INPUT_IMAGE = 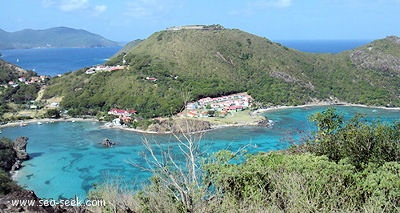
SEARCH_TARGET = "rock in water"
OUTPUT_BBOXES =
[13,136,29,160]
[257,117,274,127]
[101,138,116,147]
[11,160,22,171]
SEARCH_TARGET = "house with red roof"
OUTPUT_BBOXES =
[108,108,137,117]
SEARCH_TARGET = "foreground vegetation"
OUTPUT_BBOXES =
[0,138,22,196]
[89,109,400,212]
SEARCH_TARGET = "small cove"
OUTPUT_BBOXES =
[1,106,399,199]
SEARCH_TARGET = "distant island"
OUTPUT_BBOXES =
[0,27,119,49]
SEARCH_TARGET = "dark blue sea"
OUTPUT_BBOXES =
[278,40,372,53]
[0,46,121,76]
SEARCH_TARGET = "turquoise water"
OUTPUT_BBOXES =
[1,106,399,199]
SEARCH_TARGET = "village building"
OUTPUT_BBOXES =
[180,92,252,118]
[18,77,26,82]
[146,77,157,82]
[108,108,137,117]
[85,65,125,74]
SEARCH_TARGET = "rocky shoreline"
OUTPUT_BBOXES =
[0,136,30,173]
[0,136,92,212]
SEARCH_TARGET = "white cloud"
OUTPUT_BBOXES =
[94,5,107,14]
[59,0,89,12]
[123,0,183,18]
[42,0,55,8]
[41,0,107,15]
[253,0,293,9]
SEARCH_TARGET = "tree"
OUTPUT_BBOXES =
[133,122,208,212]
[45,109,60,119]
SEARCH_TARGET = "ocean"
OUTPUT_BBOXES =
[2,106,399,199]
[0,40,371,77]
[278,40,372,53]
[0,46,122,76]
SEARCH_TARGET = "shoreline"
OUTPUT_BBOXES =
[2,103,400,134]
[0,117,98,129]
[252,102,400,114]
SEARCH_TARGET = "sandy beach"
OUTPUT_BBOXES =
[0,117,98,129]
[252,101,400,115]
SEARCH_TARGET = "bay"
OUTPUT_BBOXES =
[0,47,121,76]
[1,106,399,200]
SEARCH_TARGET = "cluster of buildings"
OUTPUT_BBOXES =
[85,65,125,74]
[179,93,252,118]
[2,75,49,88]
[108,108,137,123]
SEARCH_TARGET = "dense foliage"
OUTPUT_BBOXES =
[0,59,40,119]
[204,152,399,212]
[0,169,21,196]
[1,84,40,104]
[0,138,15,171]
[44,29,400,118]
[307,108,400,169]
[0,59,37,84]
[0,137,21,196]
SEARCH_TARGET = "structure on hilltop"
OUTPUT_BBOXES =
[167,24,224,31]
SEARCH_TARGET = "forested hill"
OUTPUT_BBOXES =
[0,59,36,84]
[0,27,118,49]
[43,25,400,118]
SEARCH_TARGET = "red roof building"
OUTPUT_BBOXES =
[108,108,137,117]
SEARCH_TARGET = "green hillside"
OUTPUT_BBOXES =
[0,60,40,119]
[43,26,400,118]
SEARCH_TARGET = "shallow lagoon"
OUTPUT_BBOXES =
[1,106,399,199]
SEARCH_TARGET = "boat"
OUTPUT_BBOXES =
[37,122,42,125]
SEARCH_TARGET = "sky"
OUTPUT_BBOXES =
[1,0,399,42]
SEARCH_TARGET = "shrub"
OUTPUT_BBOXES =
[308,108,400,169]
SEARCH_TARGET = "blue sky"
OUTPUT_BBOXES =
[1,0,399,42]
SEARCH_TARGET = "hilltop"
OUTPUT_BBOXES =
[42,25,400,118]
[0,27,118,49]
